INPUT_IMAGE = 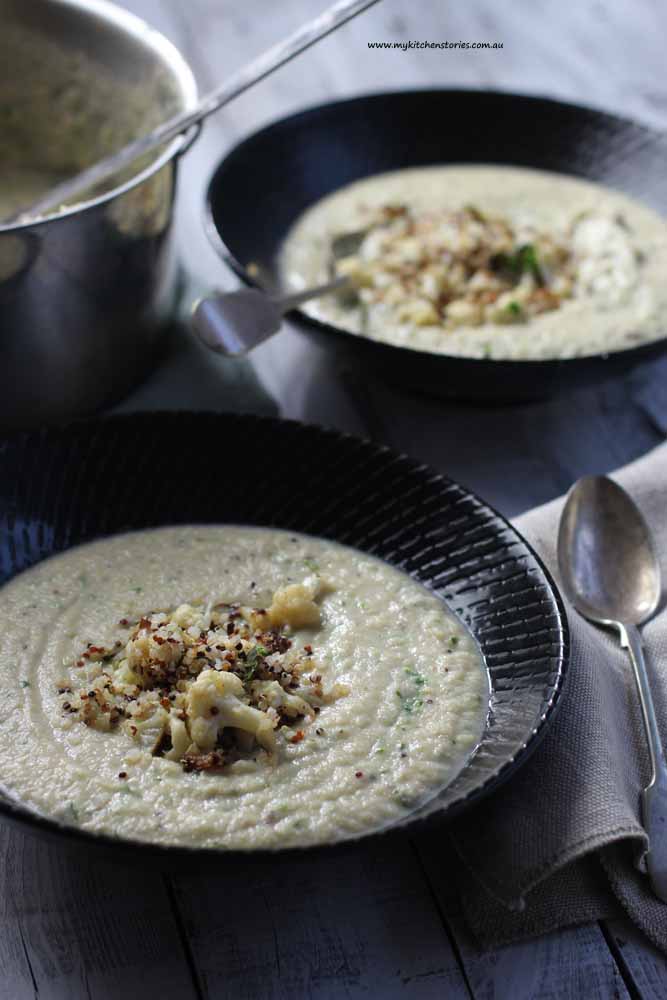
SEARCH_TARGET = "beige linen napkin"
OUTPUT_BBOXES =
[448,440,667,953]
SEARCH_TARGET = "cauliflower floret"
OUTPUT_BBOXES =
[444,298,483,326]
[266,579,322,630]
[126,705,169,753]
[336,256,374,288]
[170,604,207,630]
[396,298,440,326]
[250,680,313,719]
[113,659,142,688]
[165,713,191,761]
[186,669,275,753]
[164,710,192,762]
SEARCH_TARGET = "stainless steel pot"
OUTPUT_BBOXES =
[0,0,198,429]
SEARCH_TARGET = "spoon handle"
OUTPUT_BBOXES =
[276,277,349,314]
[620,623,667,902]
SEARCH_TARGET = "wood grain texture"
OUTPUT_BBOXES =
[414,836,633,1000]
[0,828,198,1000]
[171,839,470,999]
[448,919,631,1000]
[604,918,667,999]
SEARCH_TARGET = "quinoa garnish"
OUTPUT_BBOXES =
[59,581,347,773]
[333,202,576,331]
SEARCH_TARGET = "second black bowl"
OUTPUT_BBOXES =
[206,88,667,402]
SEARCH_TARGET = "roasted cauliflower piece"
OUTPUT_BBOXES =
[125,706,169,753]
[187,669,276,753]
[251,680,313,720]
[267,578,324,630]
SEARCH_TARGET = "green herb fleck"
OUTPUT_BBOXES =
[492,243,544,286]
[132,586,143,594]
[404,667,425,686]
[117,785,141,797]
[65,802,79,823]
[449,635,460,649]
[518,243,544,285]
[20,680,30,688]
[304,558,319,572]
[244,644,269,683]
[396,690,423,714]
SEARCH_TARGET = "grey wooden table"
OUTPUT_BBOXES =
[4,1,667,997]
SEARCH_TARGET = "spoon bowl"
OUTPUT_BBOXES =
[558,475,661,627]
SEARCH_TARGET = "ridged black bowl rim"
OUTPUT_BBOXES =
[204,86,667,371]
[0,411,570,862]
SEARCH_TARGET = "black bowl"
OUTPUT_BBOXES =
[206,88,667,402]
[0,412,568,863]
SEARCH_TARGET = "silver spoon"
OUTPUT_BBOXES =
[192,229,367,356]
[558,474,667,902]
[191,276,349,356]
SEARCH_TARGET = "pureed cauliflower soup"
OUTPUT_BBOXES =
[0,526,488,850]
[280,165,667,360]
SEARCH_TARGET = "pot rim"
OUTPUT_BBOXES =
[0,0,198,234]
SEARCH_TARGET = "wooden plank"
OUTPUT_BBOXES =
[170,839,471,999]
[0,833,37,1000]
[0,827,199,1000]
[413,837,633,1000]
[603,917,667,1000]
[447,918,631,1000]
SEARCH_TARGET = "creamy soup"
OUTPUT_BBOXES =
[280,165,667,360]
[0,526,487,850]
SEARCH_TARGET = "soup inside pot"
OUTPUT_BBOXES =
[0,0,187,220]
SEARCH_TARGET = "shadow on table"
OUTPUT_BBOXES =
[111,321,278,420]
[297,351,667,518]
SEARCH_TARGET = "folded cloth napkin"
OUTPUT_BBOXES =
[448,440,667,953]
